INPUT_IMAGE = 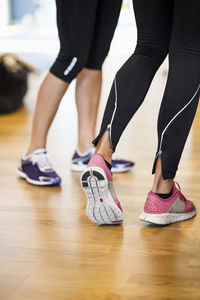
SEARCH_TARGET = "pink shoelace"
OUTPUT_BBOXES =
[174,181,187,203]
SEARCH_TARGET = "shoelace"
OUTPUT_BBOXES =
[174,181,181,191]
[174,182,187,202]
[31,152,53,172]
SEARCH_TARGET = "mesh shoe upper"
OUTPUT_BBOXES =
[19,149,61,184]
[144,182,195,214]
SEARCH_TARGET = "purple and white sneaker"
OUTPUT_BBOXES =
[71,147,134,173]
[71,148,94,172]
[17,149,61,186]
[111,156,135,173]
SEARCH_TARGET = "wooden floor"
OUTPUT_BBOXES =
[1,63,200,300]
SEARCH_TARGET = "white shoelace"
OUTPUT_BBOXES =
[31,152,53,172]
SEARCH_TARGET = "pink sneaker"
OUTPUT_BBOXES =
[80,154,124,225]
[139,182,196,225]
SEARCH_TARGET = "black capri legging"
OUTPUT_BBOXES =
[93,0,200,179]
[50,0,122,83]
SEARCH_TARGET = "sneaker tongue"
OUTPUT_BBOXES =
[39,163,53,173]
[32,150,53,172]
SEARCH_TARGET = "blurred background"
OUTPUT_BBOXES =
[0,0,135,71]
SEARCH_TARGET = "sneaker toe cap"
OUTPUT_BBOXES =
[50,175,61,185]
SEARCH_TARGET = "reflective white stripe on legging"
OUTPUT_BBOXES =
[158,83,200,154]
[64,57,78,76]
[109,77,118,148]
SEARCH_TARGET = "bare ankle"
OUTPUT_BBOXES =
[77,144,92,154]
[152,179,174,194]
[26,148,35,156]
[95,150,112,164]
[94,131,113,164]
[26,145,45,156]
[151,157,174,194]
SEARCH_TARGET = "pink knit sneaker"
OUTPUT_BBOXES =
[80,153,124,225]
[139,182,196,225]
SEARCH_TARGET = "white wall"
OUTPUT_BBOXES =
[0,0,10,26]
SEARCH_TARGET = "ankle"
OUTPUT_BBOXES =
[26,145,46,156]
[77,144,92,154]
[26,148,35,156]
[95,150,112,165]
[155,188,173,199]
[151,179,174,194]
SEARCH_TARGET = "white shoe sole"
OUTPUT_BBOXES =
[80,167,124,225]
[111,166,132,173]
[72,163,132,173]
[139,208,197,225]
[17,169,60,186]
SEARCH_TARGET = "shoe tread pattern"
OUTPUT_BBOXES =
[81,167,123,225]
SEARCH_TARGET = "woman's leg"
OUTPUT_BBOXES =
[93,0,173,159]
[27,68,102,158]
[19,0,101,186]
[152,0,200,192]
[139,0,199,225]
[81,0,173,225]
[152,158,173,193]
[26,73,69,154]
[75,69,102,153]
[26,0,100,155]
[72,0,135,174]
[75,0,122,154]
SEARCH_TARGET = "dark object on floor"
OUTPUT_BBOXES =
[0,53,34,114]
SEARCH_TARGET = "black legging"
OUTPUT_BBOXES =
[50,0,122,83]
[93,0,200,179]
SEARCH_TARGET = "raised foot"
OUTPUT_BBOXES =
[81,167,124,225]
